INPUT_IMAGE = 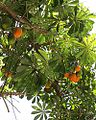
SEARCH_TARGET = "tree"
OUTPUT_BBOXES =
[0,0,96,119]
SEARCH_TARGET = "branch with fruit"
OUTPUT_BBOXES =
[0,2,48,34]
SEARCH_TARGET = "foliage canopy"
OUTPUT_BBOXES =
[0,0,96,119]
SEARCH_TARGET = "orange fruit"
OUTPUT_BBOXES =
[13,27,23,39]
[75,65,81,72]
[64,72,70,78]
[75,76,80,82]
[69,73,80,83]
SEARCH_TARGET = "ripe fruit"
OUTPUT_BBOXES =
[13,27,23,39]
[75,65,81,72]
[69,73,77,82]
[64,72,70,78]
[75,76,80,82]
[69,73,80,83]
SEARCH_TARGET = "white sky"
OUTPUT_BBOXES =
[0,0,96,120]
[0,96,34,120]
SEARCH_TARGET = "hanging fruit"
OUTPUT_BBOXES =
[75,65,81,72]
[13,27,23,39]
[64,72,70,78]
[69,73,80,83]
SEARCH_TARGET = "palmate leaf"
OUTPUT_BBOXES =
[32,102,51,120]
[72,35,96,64]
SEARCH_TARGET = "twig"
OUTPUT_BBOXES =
[11,97,19,103]
[11,96,18,120]
[0,92,24,97]
[6,98,21,113]
[0,2,48,34]
[2,96,10,112]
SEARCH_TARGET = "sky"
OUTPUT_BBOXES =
[0,96,33,120]
[0,0,96,120]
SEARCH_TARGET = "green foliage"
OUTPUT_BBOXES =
[0,0,96,119]
[32,102,51,120]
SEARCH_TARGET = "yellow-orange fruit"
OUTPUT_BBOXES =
[69,73,80,83]
[75,65,81,72]
[13,27,22,39]
[64,73,70,78]
[75,76,80,82]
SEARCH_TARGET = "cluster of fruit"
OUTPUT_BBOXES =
[64,65,81,83]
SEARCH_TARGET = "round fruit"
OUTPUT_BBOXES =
[75,65,81,72]
[75,76,80,82]
[69,73,79,83]
[13,27,23,39]
[5,71,12,78]
[64,72,70,78]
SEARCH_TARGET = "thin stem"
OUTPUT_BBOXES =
[11,97,18,120]
[6,98,21,113]
[2,96,10,112]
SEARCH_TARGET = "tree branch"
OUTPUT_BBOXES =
[0,2,48,34]
[0,92,24,97]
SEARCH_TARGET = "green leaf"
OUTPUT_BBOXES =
[40,114,43,120]
[42,102,46,109]
[35,49,48,61]
[37,34,45,44]
[93,90,96,96]
[37,102,42,109]
[0,71,3,77]
[31,111,41,114]
[32,97,36,103]
[34,114,41,120]
[32,106,41,110]
[73,40,85,48]
[69,0,79,6]
[76,50,85,58]
[45,110,51,113]
[44,113,47,120]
